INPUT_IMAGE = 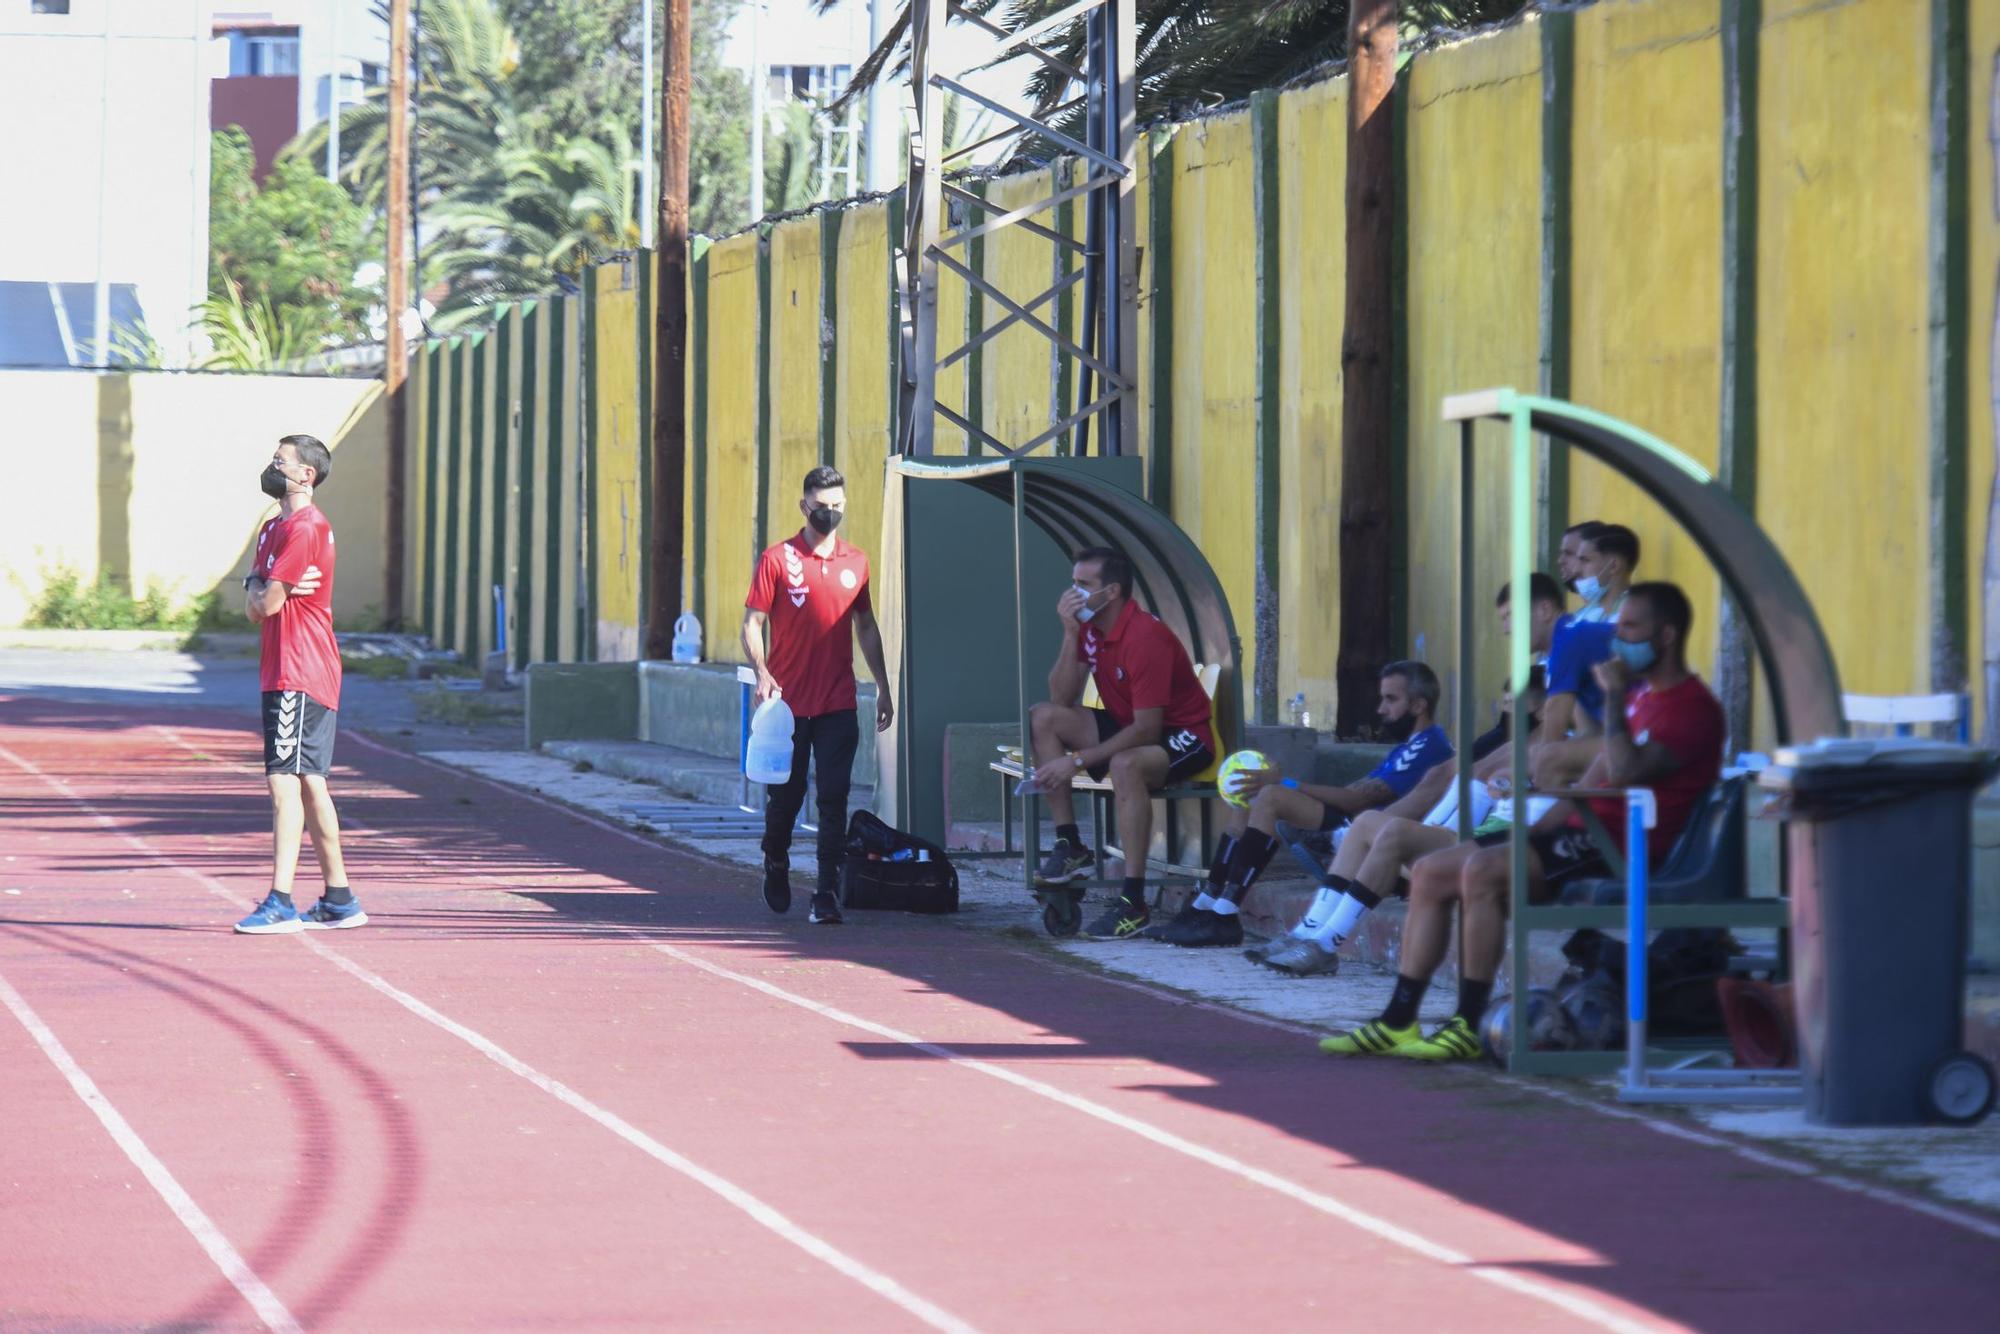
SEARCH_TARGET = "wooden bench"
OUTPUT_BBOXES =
[988,665,1226,899]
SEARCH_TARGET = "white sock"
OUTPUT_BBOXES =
[1311,893,1372,950]
[1211,897,1239,916]
[1292,885,1342,938]
[1191,891,1217,911]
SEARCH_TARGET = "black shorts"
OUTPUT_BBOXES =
[263,690,337,777]
[1474,825,1609,890]
[1086,708,1215,784]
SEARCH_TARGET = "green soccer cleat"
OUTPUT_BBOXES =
[1317,1020,1422,1056]
[1390,1016,1483,1062]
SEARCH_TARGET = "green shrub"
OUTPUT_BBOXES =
[24,564,209,632]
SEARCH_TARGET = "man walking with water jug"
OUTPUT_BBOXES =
[742,466,895,924]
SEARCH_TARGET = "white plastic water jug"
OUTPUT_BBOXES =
[671,611,703,664]
[744,696,796,784]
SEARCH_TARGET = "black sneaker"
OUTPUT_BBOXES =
[763,861,792,914]
[1034,838,1094,886]
[1172,911,1244,948]
[1140,902,1204,941]
[1083,899,1150,940]
[808,890,843,925]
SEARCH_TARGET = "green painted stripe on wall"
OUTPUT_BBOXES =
[545,298,567,665]
[1148,128,1175,510]
[1720,0,1758,513]
[422,343,442,636]
[965,181,985,455]
[493,314,513,659]
[820,210,842,468]
[1931,0,1971,692]
[582,274,599,661]
[442,338,464,652]
[755,226,773,553]
[1538,9,1575,564]
[1251,89,1282,727]
[517,304,539,670]
[692,239,712,627]
[638,253,654,650]
[467,335,488,657]
[1054,163,1075,457]
[888,186,906,454]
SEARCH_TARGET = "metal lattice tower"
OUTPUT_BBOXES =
[897,0,1138,458]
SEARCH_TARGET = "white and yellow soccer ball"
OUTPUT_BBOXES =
[1217,749,1272,810]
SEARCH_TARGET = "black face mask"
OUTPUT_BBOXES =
[807,505,842,535]
[260,463,293,499]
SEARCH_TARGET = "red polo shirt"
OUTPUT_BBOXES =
[746,532,871,719]
[1077,601,1213,749]
[1584,674,1725,865]
[253,504,342,711]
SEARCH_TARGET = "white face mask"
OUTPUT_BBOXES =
[1072,584,1105,622]
[1575,574,1605,605]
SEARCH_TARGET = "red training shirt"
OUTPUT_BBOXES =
[253,504,342,710]
[1585,674,1725,865]
[746,533,871,719]
[1077,601,1214,750]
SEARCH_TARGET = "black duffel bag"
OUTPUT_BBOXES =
[839,810,959,914]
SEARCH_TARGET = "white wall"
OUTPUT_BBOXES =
[0,1,214,363]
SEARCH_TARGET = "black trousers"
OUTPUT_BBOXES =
[762,708,861,891]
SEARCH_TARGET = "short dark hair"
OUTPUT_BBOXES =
[1496,572,1564,608]
[1564,519,1604,541]
[1380,659,1441,716]
[803,465,844,495]
[280,433,331,487]
[1627,580,1693,651]
[1073,545,1134,600]
[1583,522,1640,570]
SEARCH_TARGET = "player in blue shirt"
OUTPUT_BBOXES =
[1532,523,1640,789]
[1152,661,1455,948]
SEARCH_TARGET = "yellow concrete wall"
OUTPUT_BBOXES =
[1404,22,1547,727]
[1276,80,1348,728]
[592,264,644,660]
[703,232,761,663]
[1569,0,1725,680]
[1967,1,2000,735]
[0,369,381,629]
[1758,0,1931,697]
[981,168,1059,454]
[834,202,892,640]
[1168,110,1259,691]
[767,217,824,542]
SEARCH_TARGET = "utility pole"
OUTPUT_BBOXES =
[645,0,691,660]
[384,0,411,628]
[1335,0,1397,737]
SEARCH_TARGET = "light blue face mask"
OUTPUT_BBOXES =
[1575,574,1605,605]
[1072,584,1104,622]
[1610,636,1657,672]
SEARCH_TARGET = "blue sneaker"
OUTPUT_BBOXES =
[298,897,368,930]
[234,892,302,935]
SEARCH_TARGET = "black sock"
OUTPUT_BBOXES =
[1229,828,1279,894]
[1122,877,1149,911]
[1347,882,1383,910]
[324,885,353,906]
[272,889,294,909]
[1456,978,1494,1028]
[1055,823,1081,847]
[1206,833,1238,890]
[1382,973,1429,1029]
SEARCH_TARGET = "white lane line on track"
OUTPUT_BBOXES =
[0,968,302,1334]
[2,740,976,1334]
[330,732,2000,1249]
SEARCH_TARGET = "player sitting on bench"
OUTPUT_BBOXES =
[1154,661,1455,950]
[1027,546,1218,940]
[1320,580,1724,1060]
[1253,575,1564,975]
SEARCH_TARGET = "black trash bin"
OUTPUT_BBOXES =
[1760,739,1999,1126]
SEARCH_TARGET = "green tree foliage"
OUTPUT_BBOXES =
[208,127,376,347]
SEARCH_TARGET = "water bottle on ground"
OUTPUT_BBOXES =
[744,696,795,784]
[671,611,703,664]
[1289,692,1311,729]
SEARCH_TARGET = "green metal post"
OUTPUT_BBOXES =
[1539,9,1575,564]
[516,304,538,671]
[1251,90,1282,726]
[965,181,985,455]
[1931,0,1971,693]
[1507,397,1534,1071]
[422,343,441,636]
[582,272,600,661]
[820,209,842,468]
[544,297,566,664]
[1148,128,1176,510]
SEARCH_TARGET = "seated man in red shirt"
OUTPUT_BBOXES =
[1320,581,1724,1059]
[1028,547,1217,939]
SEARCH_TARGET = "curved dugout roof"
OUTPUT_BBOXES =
[1444,390,1844,743]
[893,455,1244,742]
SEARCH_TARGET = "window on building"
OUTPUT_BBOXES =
[32,1,74,14]
[228,31,302,77]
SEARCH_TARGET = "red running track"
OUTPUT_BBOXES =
[0,694,1996,1332]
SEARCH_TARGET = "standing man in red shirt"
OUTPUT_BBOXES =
[743,466,894,925]
[233,434,361,934]
[1028,546,1216,939]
